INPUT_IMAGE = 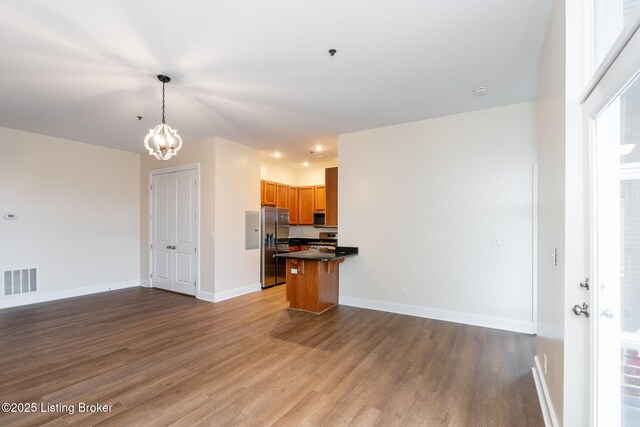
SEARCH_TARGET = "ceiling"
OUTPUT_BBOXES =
[0,0,552,169]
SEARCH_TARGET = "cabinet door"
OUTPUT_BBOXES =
[298,187,314,225]
[288,186,299,224]
[314,185,326,211]
[260,180,265,205]
[325,167,338,226]
[263,181,277,206]
[277,184,289,209]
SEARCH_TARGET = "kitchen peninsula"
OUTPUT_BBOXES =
[275,247,358,314]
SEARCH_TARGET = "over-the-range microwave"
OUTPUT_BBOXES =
[313,211,325,226]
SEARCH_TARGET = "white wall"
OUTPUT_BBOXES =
[260,161,325,187]
[338,102,537,333]
[0,127,140,307]
[260,161,297,185]
[296,167,325,186]
[213,137,261,300]
[535,0,566,422]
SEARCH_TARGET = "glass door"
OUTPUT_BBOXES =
[592,72,640,427]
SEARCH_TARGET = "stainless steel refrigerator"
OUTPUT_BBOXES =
[261,207,289,289]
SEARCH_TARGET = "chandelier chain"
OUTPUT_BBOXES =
[161,81,166,124]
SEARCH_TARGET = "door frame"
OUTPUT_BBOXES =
[583,16,640,427]
[148,163,201,298]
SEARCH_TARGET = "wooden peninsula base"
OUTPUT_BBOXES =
[286,258,343,313]
[275,247,359,314]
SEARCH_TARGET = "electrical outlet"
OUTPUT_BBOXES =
[401,289,408,300]
[543,354,548,375]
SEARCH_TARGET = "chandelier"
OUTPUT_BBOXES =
[144,74,183,161]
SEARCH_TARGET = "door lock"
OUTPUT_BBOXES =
[580,278,590,290]
[601,309,614,319]
[572,303,590,318]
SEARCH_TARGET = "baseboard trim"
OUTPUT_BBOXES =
[338,295,535,334]
[197,290,216,303]
[212,283,261,302]
[532,355,559,427]
[0,280,143,309]
[139,279,151,288]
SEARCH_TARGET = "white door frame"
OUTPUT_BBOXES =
[583,16,640,427]
[148,163,201,298]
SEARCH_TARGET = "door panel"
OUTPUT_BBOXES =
[152,174,174,291]
[176,173,194,244]
[151,169,198,296]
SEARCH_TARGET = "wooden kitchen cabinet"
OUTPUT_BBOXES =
[261,180,277,206]
[276,184,289,209]
[288,186,299,224]
[314,185,326,211]
[325,167,338,226]
[298,186,314,225]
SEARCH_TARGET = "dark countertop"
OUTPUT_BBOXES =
[275,247,358,261]
[288,237,337,244]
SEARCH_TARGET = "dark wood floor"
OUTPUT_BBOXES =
[0,286,543,426]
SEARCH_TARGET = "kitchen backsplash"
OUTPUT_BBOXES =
[289,225,338,239]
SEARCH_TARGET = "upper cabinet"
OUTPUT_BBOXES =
[261,180,277,206]
[289,187,299,225]
[298,187,314,225]
[325,167,338,226]
[276,184,289,209]
[261,168,337,227]
[314,186,326,211]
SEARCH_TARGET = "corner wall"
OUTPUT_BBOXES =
[0,127,140,308]
[338,102,537,333]
[140,136,261,300]
[213,137,261,300]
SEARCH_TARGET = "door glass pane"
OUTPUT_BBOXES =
[597,73,640,427]
[594,0,640,70]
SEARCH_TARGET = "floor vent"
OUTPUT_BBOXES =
[3,268,37,296]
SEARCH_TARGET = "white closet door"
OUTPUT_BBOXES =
[151,169,197,296]
[151,173,175,292]
[172,170,197,295]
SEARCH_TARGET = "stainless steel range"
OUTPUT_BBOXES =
[308,232,337,251]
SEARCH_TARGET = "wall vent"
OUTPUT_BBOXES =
[3,268,37,296]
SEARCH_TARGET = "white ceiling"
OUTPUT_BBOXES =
[0,0,552,169]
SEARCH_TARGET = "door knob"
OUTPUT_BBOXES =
[572,303,590,318]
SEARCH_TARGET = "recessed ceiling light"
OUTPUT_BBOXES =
[314,144,324,152]
[274,151,281,158]
[303,161,309,167]
[474,86,488,96]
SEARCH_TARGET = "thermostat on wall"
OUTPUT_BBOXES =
[4,213,17,220]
